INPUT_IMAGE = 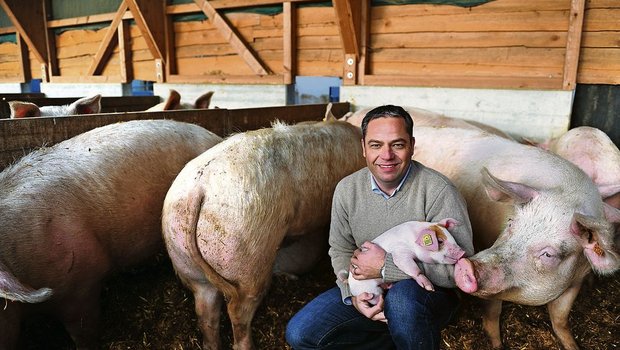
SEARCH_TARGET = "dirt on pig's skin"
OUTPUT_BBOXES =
[20,252,620,350]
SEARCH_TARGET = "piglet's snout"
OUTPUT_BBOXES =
[446,244,466,262]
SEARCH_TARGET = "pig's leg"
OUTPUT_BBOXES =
[481,299,503,349]
[188,279,224,350]
[226,268,274,350]
[0,301,21,349]
[392,252,434,291]
[273,230,327,279]
[547,280,582,350]
[59,284,102,348]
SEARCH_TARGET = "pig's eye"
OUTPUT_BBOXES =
[536,248,561,270]
[539,249,559,263]
[437,238,445,246]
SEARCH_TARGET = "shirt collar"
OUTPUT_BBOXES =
[370,162,413,199]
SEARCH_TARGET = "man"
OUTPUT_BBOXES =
[286,105,474,349]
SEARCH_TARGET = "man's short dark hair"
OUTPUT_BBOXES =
[360,105,414,139]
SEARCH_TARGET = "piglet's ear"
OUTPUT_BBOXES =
[571,212,620,275]
[437,218,459,230]
[416,229,439,252]
[481,167,539,205]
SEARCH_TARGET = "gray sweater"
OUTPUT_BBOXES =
[328,161,474,301]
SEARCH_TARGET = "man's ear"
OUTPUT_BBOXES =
[361,138,366,157]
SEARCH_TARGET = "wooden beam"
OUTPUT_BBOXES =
[126,0,167,62]
[358,0,370,85]
[44,0,59,79]
[50,75,124,83]
[17,33,30,83]
[165,6,178,76]
[192,0,271,75]
[0,0,48,64]
[562,0,586,90]
[118,19,133,83]
[43,0,319,29]
[168,0,314,14]
[283,2,296,84]
[343,54,356,85]
[332,0,360,58]
[0,26,16,34]
[364,74,564,90]
[167,74,284,84]
[87,1,128,76]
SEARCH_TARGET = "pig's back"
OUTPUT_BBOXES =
[414,126,591,192]
[1,119,222,270]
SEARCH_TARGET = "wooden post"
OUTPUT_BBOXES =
[562,0,586,90]
[192,0,271,75]
[17,33,31,83]
[119,19,134,83]
[155,59,165,83]
[344,54,357,85]
[283,2,296,85]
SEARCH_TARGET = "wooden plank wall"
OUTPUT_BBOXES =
[577,0,620,84]
[0,0,618,87]
[0,101,350,169]
[366,0,570,88]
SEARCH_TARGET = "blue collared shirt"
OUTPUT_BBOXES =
[370,162,412,199]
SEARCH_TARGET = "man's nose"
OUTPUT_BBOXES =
[380,146,394,159]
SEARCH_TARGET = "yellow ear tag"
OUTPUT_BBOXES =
[422,233,433,246]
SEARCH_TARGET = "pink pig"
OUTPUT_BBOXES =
[8,95,102,118]
[340,218,466,305]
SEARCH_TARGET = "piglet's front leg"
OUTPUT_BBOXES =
[392,252,435,291]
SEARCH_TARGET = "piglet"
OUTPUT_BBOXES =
[340,218,466,305]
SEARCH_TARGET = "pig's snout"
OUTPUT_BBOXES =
[450,246,466,261]
[454,258,478,294]
[443,244,466,264]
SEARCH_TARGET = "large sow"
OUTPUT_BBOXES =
[412,126,620,350]
[0,119,222,349]
[162,118,366,350]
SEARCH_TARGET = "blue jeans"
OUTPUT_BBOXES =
[286,279,459,350]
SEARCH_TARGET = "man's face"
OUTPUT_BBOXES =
[361,117,414,194]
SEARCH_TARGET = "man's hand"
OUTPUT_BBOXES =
[350,241,386,280]
[352,292,387,323]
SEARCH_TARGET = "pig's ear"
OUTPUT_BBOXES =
[324,102,336,121]
[162,89,182,110]
[194,91,214,109]
[437,218,459,230]
[73,94,102,115]
[571,212,620,275]
[599,185,620,209]
[603,203,620,224]
[481,167,539,205]
[8,101,41,118]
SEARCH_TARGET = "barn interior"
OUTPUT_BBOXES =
[0,1,618,349]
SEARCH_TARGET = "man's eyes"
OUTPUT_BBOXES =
[369,143,405,149]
